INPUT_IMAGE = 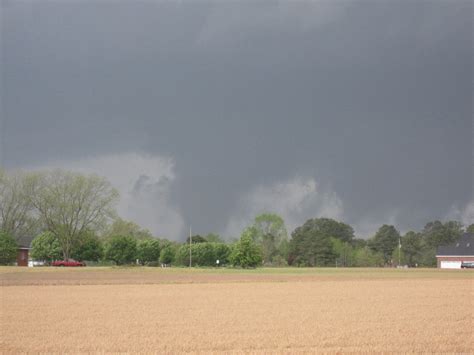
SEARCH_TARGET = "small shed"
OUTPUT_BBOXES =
[16,236,33,267]
[436,233,474,269]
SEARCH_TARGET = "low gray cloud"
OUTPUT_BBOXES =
[2,1,472,237]
[24,153,185,239]
[446,201,474,227]
[224,176,344,238]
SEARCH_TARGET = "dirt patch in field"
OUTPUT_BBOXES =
[1,279,473,353]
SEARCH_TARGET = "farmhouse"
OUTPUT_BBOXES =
[16,236,33,267]
[436,233,474,269]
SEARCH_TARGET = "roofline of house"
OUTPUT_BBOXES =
[435,255,474,258]
[18,247,31,250]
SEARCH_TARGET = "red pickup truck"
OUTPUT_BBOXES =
[51,260,86,267]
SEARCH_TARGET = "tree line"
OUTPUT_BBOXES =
[1,169,473,267]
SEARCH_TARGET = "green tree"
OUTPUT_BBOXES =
[0,230,18,265]
[159,245,175,265]
[352,246,384,267]
[368,225,400,265]
[185,235,208,244]
[229,227,263,268]
[27,170,119,260]
[309,218,354,243]
[351,238,367,248]
[30,231,62,263]
[105,235,137,265]
[421,220,463,249]
[418,241,437,267]
[401,231,422,266]
[176,242,231,266]
[467,224,474,234]
[252,213,289,265]
[71,231,103,262]
[288,219,337,266]
[192,243,215,265]
[213,243,231,265]
[331,238,353,267]
[137,239,161,265]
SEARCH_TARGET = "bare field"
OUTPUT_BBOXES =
[1,268,473,353]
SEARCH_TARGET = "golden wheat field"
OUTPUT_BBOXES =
[1,267,473,353]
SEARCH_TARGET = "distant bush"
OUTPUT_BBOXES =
[352,247,384,267]
[105,235,137,265]
[0,231,17,265]
[176,243,231,266]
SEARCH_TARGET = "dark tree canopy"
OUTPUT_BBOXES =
[288,219,337,266]
[368,225,400,265]
[401,231,422,267]
[307,218,355,243]
[422,220,463,248]
[185,235,208,244]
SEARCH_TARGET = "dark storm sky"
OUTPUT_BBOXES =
[1,0,472,239]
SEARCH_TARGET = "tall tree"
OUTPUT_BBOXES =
[309,218,354,243]
[27,170,119,260]
[401,231,422,267]
[0,170,38,240]
[230,227,263,268]
[252,213,288,264]
[331,238,353,267]
[422,220,463,248]
[288,219,337,266]
[368,225,400,265]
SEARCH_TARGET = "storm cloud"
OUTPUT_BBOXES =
[1,1,472,240]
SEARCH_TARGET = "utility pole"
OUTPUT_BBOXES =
[189,226,192,268]
[398,235,401,267]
